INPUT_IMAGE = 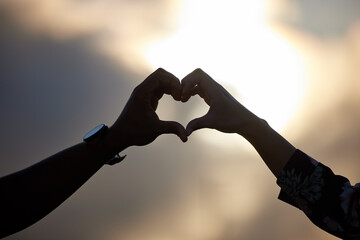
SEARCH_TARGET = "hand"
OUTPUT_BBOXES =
[106,68,188,153]
[181,68,259,136]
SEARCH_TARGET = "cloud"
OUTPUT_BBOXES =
[275,0,360,38]
[0,0,181,71]
[0,9,140,173]
[0,7,203,240]
[282,22,360,178]
[2,1,360,240]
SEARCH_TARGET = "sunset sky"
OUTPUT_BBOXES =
[1,0,360,239]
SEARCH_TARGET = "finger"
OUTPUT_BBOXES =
[186,114,210,136]
[158,120,188,142]
[180,85,196,102]
[152,68,182,101]
[181,68,215,102]
[140,68,181,101]
[181,84,212,108]
[181,69,203,101]
[187,85,211,105]
[150,91,163,110]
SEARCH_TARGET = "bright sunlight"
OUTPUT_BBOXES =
[146,0,306,138]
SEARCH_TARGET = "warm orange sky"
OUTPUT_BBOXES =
[0,0,360,239]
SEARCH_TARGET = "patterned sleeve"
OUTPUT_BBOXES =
[277,150,360,239]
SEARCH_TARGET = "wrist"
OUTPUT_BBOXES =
[236,113,270,140]
[232,105,266,137]
[83,124,127,165]
[103,125,129,155]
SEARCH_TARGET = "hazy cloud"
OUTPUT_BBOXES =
[1,1,360,240]
[279,0,360,38]
[0,0,181,70]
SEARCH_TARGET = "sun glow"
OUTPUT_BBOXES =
[146,0,305,138]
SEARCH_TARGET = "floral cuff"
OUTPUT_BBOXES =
[276,150,360,239]
[277,149,320,208]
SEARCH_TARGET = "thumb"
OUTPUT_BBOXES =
[186,115,210,136]
[158,120,188,142]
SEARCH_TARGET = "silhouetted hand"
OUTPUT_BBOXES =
[106,68,188,152]
[181,68,259,136]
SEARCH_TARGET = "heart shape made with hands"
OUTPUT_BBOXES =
[149,68,221,139]
[156,94,208,134]
[137,68,235,142]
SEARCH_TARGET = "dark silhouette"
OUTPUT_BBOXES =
[1,67,359,239]
[0,68,187,238]
[181,68,360,239]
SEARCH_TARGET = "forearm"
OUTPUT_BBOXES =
[0,136,125,238]
[239,115,296,177]
[0,68,185,238]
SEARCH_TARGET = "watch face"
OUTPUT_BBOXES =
[83,124,107,142]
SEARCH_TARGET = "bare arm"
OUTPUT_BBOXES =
[181,69,360,239]
[0,142,115,238]
[0,68,187,238]
[240,118,296,177]
[181,68,295,177]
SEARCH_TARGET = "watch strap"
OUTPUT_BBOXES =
[83,124,126,165]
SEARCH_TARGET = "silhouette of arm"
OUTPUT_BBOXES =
[0,68,187,238]
[276,150,360,239]
[181,68,295,177]
[181,68,360,239]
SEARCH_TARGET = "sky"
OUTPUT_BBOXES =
[0,0,360,239]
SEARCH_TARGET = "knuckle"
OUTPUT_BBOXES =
[133,83,143,94]
[194,68,204,74]
[131,90,143,103]
[152,68,167,84]
[155,67,166,74]
[132,86,140,96]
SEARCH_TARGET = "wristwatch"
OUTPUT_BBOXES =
[83,124,126,165]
